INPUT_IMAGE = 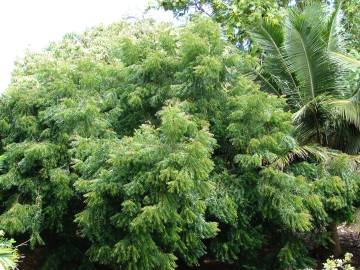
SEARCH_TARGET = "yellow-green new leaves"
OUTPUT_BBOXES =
[0,13,359,270]
[259,169,314,232]
[0,17,236,268]
[227,80,293,153]
[0,21,124,270]
[314,155,360,224]
[75,103,218,270]
[222,81,327,268]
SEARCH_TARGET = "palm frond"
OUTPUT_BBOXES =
[252,21,297,92]
[271,144,327,170]
[329,51,360,69]
[270,74,303,109]
[284,6,336,103]
[301,144,328,161]
[253,69,281,96]
[0,247,18,270]
[326,2,344,52]
[253,1,360,154]
[332,98,360,129]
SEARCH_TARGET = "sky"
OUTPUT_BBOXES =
[0,0,175,93]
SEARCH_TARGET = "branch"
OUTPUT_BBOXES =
[193,1,212,17]
[15,239,31,248]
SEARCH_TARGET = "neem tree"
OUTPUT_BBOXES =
[0,22,125,268]
[0,15,359,270]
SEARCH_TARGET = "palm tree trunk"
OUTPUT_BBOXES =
[330,221,342,257]
[314,115,323,145]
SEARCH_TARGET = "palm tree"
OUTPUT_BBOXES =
[251,1,360,256]
[252,1,360,154]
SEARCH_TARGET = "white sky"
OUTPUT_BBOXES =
[0,0,175,93]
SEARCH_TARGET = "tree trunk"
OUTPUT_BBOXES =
[330,221,342,257]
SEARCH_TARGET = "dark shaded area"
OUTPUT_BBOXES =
[339,225,360,269]
[177,259,239,270]
[17,225,360,270]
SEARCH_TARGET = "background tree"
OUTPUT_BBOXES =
[342,0,360,51]
[157,0,288,46]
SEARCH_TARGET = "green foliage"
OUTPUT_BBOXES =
[157,0,360,151]
[0,21,124,269]
[75,102,218,269]
[343,0,360,51]
[0,17,240,269]
[0,12,359,270]
[219,81,326,269]
[251,2,360,153]
[157,0,287,45]
[0,230,19,270]
[250,4,360,257]
[314,155,359,224]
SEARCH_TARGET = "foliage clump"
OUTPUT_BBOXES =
[75,102,218,269]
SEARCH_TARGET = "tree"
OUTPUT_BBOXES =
[72,18,358,269]
[158,0,360,258]
[0,17,237,269]
[252,2,360,152]
[0,22,125,269]
[156,1,340,47]
[209,78,325,269]
[157,0,289,46]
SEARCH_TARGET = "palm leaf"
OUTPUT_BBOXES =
[284,6,336,103]
[329,51,360,69]
[253,2,360,154]
[326,2,344,52]
[332,99,360,129]
[271,144,327,170]
[253,69,281,96]
[252,21,297,92]
[0,247,18,270]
